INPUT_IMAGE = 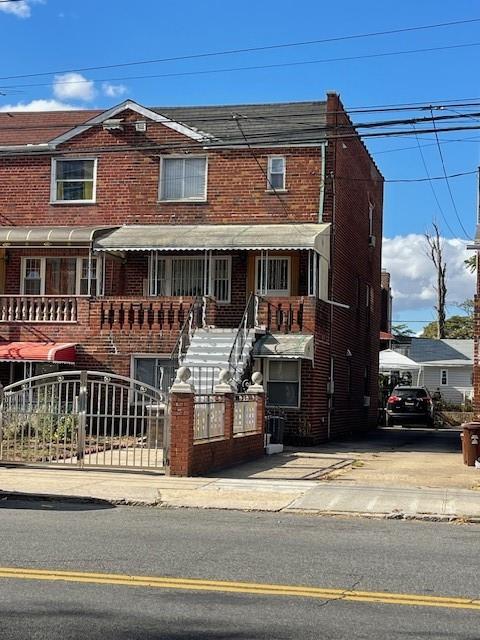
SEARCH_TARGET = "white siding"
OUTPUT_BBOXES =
[411,366,473,404]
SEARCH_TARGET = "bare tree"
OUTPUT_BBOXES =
[425,223,447,339]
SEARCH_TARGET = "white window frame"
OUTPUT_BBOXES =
[20,256,100,296]
[255,255,291,296]
[267,156,286,191]
[440,369,448,386]
[148,254,231,303]
[51,158,97,204]
[158,155,208,202]
[265,359,301,409]
[307,252,329,301]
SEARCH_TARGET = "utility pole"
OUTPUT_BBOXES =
[425,223,447,339]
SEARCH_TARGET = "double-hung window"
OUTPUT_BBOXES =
[159,156,207,201]
[440,369,448,386]
[21,257,99,296]
[52,159,96,203]
[149,255,231,303]
[266,360,300,408]
[255,256,290,296]
[267,156,286,190]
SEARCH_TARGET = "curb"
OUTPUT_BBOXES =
[2,490,480,523]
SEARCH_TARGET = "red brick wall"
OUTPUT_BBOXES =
[0,109,322,227]
[321,93,384,438]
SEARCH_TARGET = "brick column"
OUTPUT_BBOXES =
[167,367,195,477]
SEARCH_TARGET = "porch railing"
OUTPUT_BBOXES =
[257,296,315,333]
[97,297,196,332]
[0,296,78,323]
[170,296,207,366]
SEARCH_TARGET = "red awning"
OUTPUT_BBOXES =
[380,331,394,341]
[0,342,76,363]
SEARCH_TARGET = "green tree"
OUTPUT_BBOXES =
[464,255,477,273]
[421,315,473,339]
[392,323,414,337]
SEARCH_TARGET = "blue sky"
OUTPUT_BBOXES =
[0,0,479,331]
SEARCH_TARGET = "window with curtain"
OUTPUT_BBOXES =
[149,255,231,302]
[21,257,99,295]
[53,159,96,202]
[159,156,207,201]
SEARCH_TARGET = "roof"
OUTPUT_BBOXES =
[379,349,421,371]
[0,100,327,148]
[94,223,331,256]
[0,226,117,245]
[0,342,76,364]
[408,338,473,366]
[253,333,314,360]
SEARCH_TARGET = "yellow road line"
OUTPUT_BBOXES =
[0,567,478,610]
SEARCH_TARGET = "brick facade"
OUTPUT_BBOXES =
[0,95,384,444]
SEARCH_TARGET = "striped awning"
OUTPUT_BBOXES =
[0,342,76,363]
[0,226,117,246]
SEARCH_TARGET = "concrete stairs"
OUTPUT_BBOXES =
[182,328,255,394]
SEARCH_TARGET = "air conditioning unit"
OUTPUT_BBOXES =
[368,235,376,248]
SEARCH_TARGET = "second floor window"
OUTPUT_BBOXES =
[159,156,207,201]
[267,156,286,190]
[52,159,96,203]
[21,257,99,296]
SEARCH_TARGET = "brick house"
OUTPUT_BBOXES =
[0,92,383,444]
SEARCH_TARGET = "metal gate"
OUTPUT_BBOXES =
[0,370,169,470]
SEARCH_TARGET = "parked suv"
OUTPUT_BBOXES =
[385,386,434,427]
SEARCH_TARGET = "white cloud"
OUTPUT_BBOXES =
[0,0,43,18]
[102,82,127,98]
[53,72,95,102]
[0,99,75,112]
[382,234,476,312]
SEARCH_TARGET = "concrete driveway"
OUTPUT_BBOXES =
[215,426,480,491]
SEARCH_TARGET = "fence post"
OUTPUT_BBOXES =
[247,372,266,437]
[77,370,87,468]
[214,369,235,442]
[167,367,195,477]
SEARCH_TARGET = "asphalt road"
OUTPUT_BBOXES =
[1,499,479,639]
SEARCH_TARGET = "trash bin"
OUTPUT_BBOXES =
[460,422,480,467]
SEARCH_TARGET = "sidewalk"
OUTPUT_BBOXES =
[1,465,480,521]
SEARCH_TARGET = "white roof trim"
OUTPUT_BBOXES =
[49,100,208,147]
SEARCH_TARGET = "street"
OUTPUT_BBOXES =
[0,500,479,639]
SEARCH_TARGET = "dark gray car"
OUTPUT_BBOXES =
[385,386,434,427]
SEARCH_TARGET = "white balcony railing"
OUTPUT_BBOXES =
[0,296,78,323]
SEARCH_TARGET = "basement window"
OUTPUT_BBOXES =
[266,360,300,408]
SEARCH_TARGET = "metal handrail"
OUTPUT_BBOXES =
[169,296,204,366]
[228,292,256,381]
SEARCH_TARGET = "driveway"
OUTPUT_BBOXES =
[214,426,480,491]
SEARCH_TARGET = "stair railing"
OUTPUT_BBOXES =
[170,296,205,366]
[228,292,256,383]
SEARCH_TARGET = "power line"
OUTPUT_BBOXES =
[411,124,458,237]
[429,107,470,237]
[3,41,480,92]
[2,16,480,81]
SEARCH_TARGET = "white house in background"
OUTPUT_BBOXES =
[392,338,473,404]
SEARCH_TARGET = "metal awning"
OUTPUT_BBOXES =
[253,334,314,360]
[0,226,118,246]
[0,342,76,363]
[94,223,331,257]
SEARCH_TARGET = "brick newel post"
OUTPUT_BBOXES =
[248,371,266,436]
[167,366,195,477]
